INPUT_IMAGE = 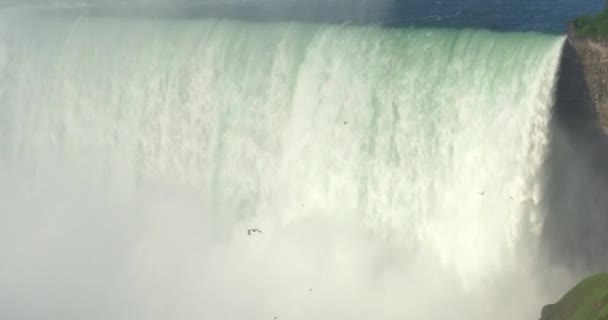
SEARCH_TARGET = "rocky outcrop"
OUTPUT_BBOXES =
[539,25,608,276]
[562,24,608,132]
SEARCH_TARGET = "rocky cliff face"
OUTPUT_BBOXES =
[539,25,608,278]
[561,24,608,132]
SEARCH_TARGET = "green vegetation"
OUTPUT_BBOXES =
[540,273,608,320]
[574,9,608,37]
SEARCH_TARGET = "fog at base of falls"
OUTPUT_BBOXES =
[0,163,579,320]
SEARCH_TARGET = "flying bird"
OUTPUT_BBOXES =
[248,228,263,235]
[477,191,485,195]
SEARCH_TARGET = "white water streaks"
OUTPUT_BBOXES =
[0,16,567,320]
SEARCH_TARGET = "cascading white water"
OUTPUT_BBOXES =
[0,15,567,320]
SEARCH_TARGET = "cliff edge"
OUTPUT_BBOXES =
[561,24,608,133]
[544,5,608,272]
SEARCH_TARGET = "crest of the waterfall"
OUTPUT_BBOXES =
[0,15,567,320]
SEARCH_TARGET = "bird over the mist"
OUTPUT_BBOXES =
[248,228,263,235]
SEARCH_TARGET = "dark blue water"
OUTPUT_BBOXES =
[9,0,606,33]
[375,0,604,33]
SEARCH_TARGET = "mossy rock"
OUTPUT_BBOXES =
[540,273,608,320]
